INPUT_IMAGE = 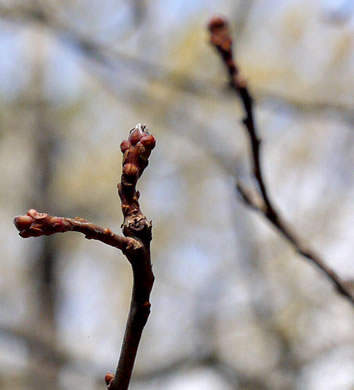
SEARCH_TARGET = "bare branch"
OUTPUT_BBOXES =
[14,124,156,390]
[14,209,135,253]
[208,17,354,306]
[106,123,156,390]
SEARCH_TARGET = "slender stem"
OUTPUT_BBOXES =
[107,124,156,389]
[14,209,135,252]
[208,17,354,306]
[111,247,154,389]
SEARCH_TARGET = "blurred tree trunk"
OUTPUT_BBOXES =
[26,27,61,389]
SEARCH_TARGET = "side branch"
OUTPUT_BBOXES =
[14,124,157,390]
[208,17,354,306]
[14,209,135,252]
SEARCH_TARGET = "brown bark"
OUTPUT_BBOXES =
[14,123,156,389]
[208,17,354,306]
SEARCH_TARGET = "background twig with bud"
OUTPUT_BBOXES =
[208,16,354,306]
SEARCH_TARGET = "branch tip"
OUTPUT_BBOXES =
[106,124,156,389]
[208,16,227,31]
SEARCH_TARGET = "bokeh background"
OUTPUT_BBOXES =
[0,0,354,389]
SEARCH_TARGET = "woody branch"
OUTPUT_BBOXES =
[14,123,157,389]
[208,17,354,306]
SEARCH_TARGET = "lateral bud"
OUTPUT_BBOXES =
[27,209,38,218]
[140,134,156,150]
[120,140,131,153]
[123,163,138,177]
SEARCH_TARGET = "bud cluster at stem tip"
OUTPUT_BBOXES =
[120,124,156,182]
[120,123,156,152]
[14,209,64,238]
[14,209,46,231]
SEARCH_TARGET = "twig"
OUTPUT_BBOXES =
[208,16,354,306]
[14,209,135,251]
[108,124,155,390]
[14,123,157,389]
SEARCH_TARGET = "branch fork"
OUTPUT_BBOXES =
[14,123,157,389]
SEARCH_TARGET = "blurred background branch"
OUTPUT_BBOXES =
[208,16,354,305]
[0,3,353,124]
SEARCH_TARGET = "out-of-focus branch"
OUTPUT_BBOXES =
[1,3,354,124]
[208,16,354,306]
[29,38,60,388]
[14,124,156,389]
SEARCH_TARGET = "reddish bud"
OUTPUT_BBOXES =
[20,230,35,238]
[208,16,226,31]
[123,163,138,177]
[129,128,143,145]
[14,215,33,231]
[120,140,131,153]
[33,212,48,220]
[51,217,64,228]
[27,227,43,237]
[27,209,38,218]
[140,134,156,150]
[105,373,114,386]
